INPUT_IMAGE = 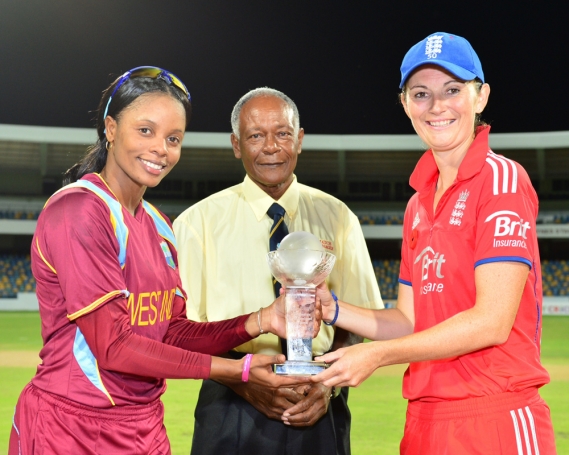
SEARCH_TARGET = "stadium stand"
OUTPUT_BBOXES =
[542,260,569,297]
[1,210,568,226]
[2,253,566,300]
[1,125,568,307]
[0,210,40,220]
[0,254,35,298]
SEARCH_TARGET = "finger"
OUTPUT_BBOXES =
[309,365,339,385]
[284,407,325,427]
[272,354,286,365]
[276,387,305,402]
[314,350,341,363]
[282,396,312,419]
[285,392,308,405]
[271,375,312,388]
[282,398,326,426]
[255,354,285,367]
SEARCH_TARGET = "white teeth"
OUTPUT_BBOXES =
[140,158,164,170]
[429,120,452,127]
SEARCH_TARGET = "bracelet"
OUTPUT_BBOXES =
[257,309,264,334]
[323,290,339,326]
[241,353,253,382]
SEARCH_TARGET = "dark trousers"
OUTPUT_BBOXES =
[190,379,351,455]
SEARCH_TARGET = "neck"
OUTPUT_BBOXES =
[254,176,293,201]
[99,170,145,215]
[432,139,473,191]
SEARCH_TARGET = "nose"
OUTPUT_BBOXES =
[151,137,169,157]
[262,133,280,154]
[429,94,446,115]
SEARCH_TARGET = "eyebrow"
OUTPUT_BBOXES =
[136,118,184,134]
[409,79,464,90]
[245,124,293,134]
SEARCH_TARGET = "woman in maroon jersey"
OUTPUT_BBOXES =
[302,34,557,454]
[10,66,313,455]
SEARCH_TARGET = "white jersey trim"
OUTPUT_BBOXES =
[486,151,518,195]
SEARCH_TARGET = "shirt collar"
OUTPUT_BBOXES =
[409,125,491,194]
[243,175,300,222]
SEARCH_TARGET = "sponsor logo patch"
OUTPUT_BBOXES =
[414,246,446,294]
[484,210,530,248]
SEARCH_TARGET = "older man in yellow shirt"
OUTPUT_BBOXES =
[173,87,383,455]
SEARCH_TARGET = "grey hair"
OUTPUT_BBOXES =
[230,87,300,138]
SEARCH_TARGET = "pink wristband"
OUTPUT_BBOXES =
[241,354,253,382]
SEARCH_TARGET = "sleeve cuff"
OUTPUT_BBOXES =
[474,256,532,270]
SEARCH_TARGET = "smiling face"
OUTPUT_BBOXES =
[103,92,186,192]
[231,95,304,200]
[401,65,490,155]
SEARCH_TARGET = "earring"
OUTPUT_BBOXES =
[106,140,112,151]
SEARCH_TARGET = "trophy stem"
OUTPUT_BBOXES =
[285,286,316,362]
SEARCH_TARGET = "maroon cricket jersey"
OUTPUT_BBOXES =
[31,174,202,407]
[399,127,550,402]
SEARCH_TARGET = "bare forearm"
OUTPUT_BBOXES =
[374,262,528,366]
[369,305,513,368]
[329,303,414,341]
[209,356,245,383]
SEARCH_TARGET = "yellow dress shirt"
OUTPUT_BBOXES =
[173,175,383,355]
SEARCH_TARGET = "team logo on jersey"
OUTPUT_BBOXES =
[449,190,469,226]
[425,35,443,59]
[160,241,176,269]
[414,246,446,294]
[484,210,530,248]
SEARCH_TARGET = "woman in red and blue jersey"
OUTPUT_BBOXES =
[306,34,557,454]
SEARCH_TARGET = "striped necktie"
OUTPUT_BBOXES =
[267,202,289,356]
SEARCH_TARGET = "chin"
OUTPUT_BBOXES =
[138,175,166,189]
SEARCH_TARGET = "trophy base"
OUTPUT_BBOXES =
[273,361,328,376]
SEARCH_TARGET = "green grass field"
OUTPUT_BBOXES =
[1,313,567,454]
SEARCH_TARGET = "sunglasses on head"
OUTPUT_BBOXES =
[103,66,191,121]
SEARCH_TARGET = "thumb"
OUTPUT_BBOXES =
[272,354,286,365]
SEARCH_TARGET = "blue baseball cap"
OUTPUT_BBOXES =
[400,32,484,88]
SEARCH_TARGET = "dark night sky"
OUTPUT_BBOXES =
[1,1,567,135]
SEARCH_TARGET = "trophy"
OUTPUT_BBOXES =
[267,231,336,375]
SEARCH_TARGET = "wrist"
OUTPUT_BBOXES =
[256,309,264,335]
[241,353,253,382]
[323,291,339,326]
[260,307,271,334]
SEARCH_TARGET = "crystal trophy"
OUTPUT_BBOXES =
[267,231,336,375]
